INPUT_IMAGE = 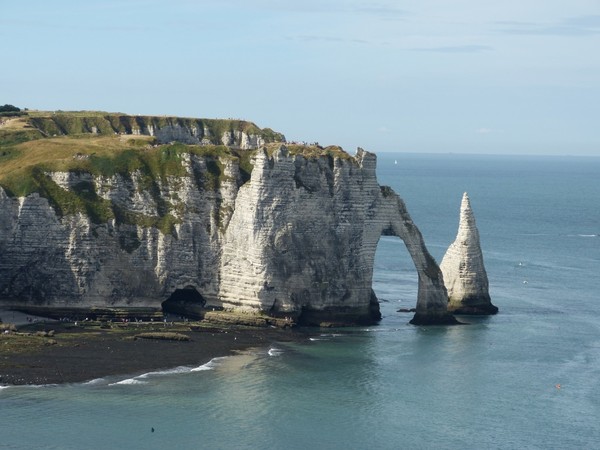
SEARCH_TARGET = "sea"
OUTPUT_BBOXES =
[1,153,599,449]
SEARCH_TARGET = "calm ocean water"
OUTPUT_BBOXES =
[2,153,599,449]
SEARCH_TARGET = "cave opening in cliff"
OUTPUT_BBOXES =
[161,286,206,319]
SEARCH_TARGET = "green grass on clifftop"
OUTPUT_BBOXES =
[0,111,355,233]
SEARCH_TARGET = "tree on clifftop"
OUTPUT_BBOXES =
[0,104,21,112]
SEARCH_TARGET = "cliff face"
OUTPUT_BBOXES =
[219,147,454,325]
[0,115,457,325]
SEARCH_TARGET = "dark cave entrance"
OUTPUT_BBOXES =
[161,286,206,319]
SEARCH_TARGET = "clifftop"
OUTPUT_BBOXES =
[1,110,285,142]
[0,110,289,195]
[0,111,355,233]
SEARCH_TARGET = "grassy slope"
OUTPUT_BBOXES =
[23,110,284,142]
[0,132,240,233]
[0,111,353,234]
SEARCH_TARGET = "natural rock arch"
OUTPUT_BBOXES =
[218,147,458,325]
[376,189,458,325]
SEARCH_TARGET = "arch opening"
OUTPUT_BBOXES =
[161,286,206,319]
[372,235,419,319]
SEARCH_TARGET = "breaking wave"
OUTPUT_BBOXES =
[268,347,283,357]
[111,378,147,386]
[191,357,228,371]
[108,357,228,386]
[83,378,106,386]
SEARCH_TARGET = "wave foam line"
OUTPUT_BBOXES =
[83,378,106,386]
[191,356,229,372]
[268,348,283,356]
[110,378,147,386]
[109,356,229,385]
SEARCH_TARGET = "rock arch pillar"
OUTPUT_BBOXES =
[381,191,459,325]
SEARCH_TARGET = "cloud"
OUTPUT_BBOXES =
[198,0,410,19]
[476,128,494,134]
[354,3,409,19]
[496,15,600,36]
[289,35,371,45]
[410,44,493,53]
[198,0,396,15]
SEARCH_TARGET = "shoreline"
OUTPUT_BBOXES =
[0,319,314,386]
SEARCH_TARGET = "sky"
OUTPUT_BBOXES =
[2,0,599,155]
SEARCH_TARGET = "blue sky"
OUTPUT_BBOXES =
[2,0,599,155]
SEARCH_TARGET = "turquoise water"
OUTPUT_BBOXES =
[2,153,600,449]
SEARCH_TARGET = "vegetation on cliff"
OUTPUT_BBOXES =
[0,104,26,117]
[0,110,355,235]
[25,111,284,143]
[1,141,246,234]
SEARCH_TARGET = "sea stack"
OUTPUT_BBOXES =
[440,193,498,315]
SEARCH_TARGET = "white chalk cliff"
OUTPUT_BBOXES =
[440,192,498,315]
[218,147,456,325]
[0,114,487,325]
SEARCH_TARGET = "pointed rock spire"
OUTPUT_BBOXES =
[440,193,498,315]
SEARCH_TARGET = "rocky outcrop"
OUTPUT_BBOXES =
[440,193,498,315]
[0,127,462,325]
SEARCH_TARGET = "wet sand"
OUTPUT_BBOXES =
[0,321,311,386]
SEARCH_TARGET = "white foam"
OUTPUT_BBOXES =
[108,357,229,385]
[190,363,213,372]
[108,366,190,386]
[137,366,191,378]
[110,378,147,386]
[83,378,106,386]
[191,357,227,372]
[268,348,283,356]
